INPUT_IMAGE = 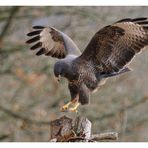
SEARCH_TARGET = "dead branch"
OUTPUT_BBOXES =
[0,105,51,125]
[90,132,118,141]
[49,116,118,142]
[0,134,10,141]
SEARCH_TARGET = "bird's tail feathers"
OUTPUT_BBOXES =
[102,67,132,78]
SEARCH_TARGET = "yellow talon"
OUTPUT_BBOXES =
[69,102,80,112]
[60,95,80,112]
[60,101,72,112]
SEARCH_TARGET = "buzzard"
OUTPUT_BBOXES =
[26,18,148,112]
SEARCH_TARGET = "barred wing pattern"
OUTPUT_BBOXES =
[26,26,81,59]
[81,18,148,74]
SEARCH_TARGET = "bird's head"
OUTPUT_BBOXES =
[54,61,67,82]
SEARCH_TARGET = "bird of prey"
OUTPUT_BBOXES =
[26,17,148,112]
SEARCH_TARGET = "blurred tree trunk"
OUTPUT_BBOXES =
[0,6,20,47]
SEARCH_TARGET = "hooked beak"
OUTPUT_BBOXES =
[55,75,61,82]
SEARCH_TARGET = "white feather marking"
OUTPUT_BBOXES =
[40,28,54,51]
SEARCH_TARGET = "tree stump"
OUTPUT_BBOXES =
[49,115,118,142]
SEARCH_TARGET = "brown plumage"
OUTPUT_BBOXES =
[26,18,148,112]
[26,26,67,58]
[81,18,148,74]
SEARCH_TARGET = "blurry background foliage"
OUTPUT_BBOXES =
[0,6,148,142]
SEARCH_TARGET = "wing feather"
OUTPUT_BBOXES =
[26,35,40,44]
[27,30,42,36]
[80,18,148,74]
[36,48,46,56]
[26,26,81,59]
[30,42,41,50]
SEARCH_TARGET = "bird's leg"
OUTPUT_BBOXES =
[60,95,79,112]
[69,102,80,112]
[69,95,80,112]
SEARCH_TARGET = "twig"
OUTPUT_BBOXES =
[126,118,148,133]
[0,134,10,141]
[0,15,38,21]
[0,105,51,125]
[0,6,20,44]
[93,96,148,121]
[90,132,118,141]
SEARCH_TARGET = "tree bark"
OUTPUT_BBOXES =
[49,115,118,142]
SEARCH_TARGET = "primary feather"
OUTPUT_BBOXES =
[26,26,81,58]
[81,18,148,74]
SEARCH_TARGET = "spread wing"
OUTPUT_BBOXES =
[80,18,148,74]
[26,26,81,59]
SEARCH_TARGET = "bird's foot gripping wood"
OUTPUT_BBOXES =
[49,116,118,142]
